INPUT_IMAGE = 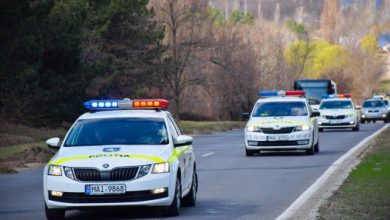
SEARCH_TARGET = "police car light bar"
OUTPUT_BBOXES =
[322,94,351,99]
[84,99,169,110]
[258,90,305,97]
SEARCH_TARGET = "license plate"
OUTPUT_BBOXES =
[329,120,341,124]
[266,135,289,141]
[85,184,126,195]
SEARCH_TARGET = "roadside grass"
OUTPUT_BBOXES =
[379,80,390,93]
[318,128,390,220]
[0,121,244,173]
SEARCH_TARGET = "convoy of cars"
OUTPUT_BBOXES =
[243,90,389,157]
[43,89,389,219]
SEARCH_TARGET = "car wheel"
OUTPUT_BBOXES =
[314,140,319,153]
[245,148,255,156]
[352,124,360,131]
[165,177,181,216]
[306,137,315,155]
[360,119,365,124]
[45,203,65,220]
[182,170,197,207]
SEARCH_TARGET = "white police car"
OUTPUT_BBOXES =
[244,91,320,156]
[43,99,197,219]
[317,94,360,131]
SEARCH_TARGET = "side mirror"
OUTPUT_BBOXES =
[311,111,320,117]
[46,137,60,149]
[355,105,361,110]
[174,135,193,147]
[242,112,250,120]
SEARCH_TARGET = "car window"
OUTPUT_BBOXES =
[64,118,169,146]
[363,100,384,108]
[319,100,353,109]
[168,116,183,136]
[252,102,308,117]
[167,118,179,138]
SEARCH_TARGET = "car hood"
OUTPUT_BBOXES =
[319,109,355,116]
[49,145,172,168]
[247,116,309,128]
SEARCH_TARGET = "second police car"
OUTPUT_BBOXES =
[244,90,320,156]
[317,94,360,132]
[43,99,197,219]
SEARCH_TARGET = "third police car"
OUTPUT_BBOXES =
[43,99,197,219]
[244,90,320,156]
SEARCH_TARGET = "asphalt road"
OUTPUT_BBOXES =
[0,123,385,220]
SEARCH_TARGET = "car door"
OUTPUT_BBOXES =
[167,117,188,190]
[168,115,192,191]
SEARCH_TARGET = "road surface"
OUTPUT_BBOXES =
[0,123,385,220]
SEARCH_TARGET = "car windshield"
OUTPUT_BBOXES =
[319,100,353,109]
[252,102,308,117]
[363,100,384,108]
[64,118,169,146]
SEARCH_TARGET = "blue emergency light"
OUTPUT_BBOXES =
[84,100,121,110]
[257,91,278,97]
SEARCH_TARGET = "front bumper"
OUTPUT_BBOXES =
[361,113,387,120]
[245,131,313,150]
[44,168,174,209]
[318,117,357,129]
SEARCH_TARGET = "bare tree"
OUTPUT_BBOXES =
[157,0,208,119]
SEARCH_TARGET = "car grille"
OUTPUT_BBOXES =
[48,190,168,203]
[250,140,308,146]
[325,115,346,119]
[368,110,380,113]
[320,123,351,126]
[260,127,295,134]
[73,167,139,182]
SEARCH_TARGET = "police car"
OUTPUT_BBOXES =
[43,99,197,219]
[244,91,320,156]
[317,94,360,131]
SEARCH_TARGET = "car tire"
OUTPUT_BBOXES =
[319,128,324,132]
[182,170,197,207]
[352,124,360,131]
[306,137,315,155]
[314,140,319,153]
[360,119,365,124]
[245,148,255,156]
[45,203,65,220]
[165,177,181,216]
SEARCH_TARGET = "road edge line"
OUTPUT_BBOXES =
[276,124,390,220]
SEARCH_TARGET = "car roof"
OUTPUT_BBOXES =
[321,98,353,102]
[256,96,307,103]
[78,110,169,120]
[364,99,384,102]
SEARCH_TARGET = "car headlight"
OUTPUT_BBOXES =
[137,164,151,178]
[63,166,75,180]
[295,125,310,132]
[152,162,170,174]
[48,165,62,176]
[247,126,262,132]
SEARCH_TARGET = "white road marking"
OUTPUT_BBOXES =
[202,152,215,157]
[276,124,390,220]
